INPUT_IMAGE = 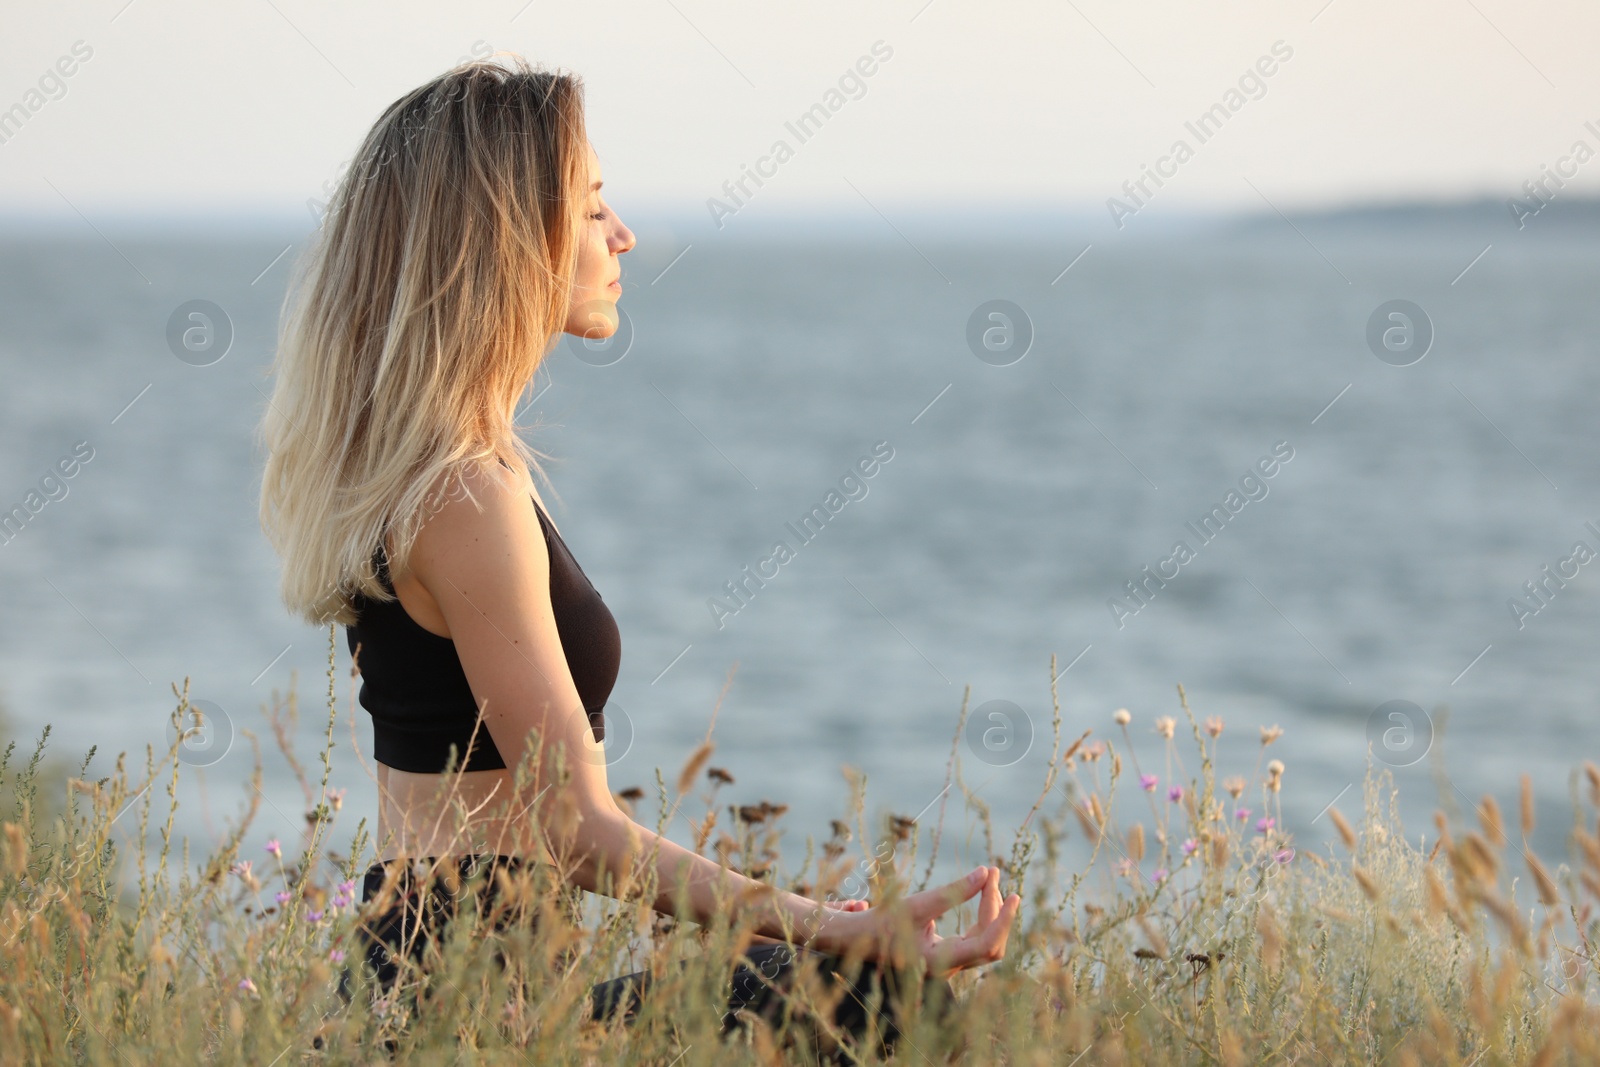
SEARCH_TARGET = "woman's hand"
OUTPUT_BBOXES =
[822,865,1021,979]
[912,866,1019,978]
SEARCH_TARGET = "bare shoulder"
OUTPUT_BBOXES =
[409,459,549,597]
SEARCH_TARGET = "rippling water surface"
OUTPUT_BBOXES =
[2,217,1596,879]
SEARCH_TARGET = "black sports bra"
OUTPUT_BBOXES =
[344,494,621,774]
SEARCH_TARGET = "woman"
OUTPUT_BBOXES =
[257,54,1020,1057]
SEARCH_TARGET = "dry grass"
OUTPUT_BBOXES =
[2,641,1599,1065]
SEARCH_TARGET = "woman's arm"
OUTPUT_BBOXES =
[406,461,850,945]
[411,459,1018,967]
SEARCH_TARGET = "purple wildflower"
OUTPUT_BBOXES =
[1167,785,1183,802]
[1275,848,1295,864]
[264,838,281,858]
[1139,774,1159,792]
[238,978,257,993]
[275,891,292,905]
[1236,808,1251,821]
[1182,838,1199,856]
[1256,817,1275,833]
[1151,868,1168,883]
[329,949,346,963]
[307,910,324,923]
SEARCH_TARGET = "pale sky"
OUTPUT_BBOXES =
[2,0,1597,234]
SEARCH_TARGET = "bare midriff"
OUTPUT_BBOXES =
[372,761,559,866]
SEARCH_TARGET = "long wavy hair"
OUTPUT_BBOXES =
[257,55,589,627]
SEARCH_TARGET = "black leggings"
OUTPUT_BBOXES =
[336,854,956,1061]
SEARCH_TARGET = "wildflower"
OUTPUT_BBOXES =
[275,891,292,905]
[1236,808,1251,821]
[307,910,324,923]
[1167,785,1183,802]
[339,879,357,896]
[1151,868,1168,883]
[264,838,281,858]
[328,787,346,812]
[1182,838,1199,856]
[1084,742,1105,761]
[1114,708,1131,725]
[1140,773,1159,792]
[1275,848,1295,864]
[1204,716,1224,738]
[329,949,346,964]
[1256,817,1275,833]
[1114,857,1135,876]
[1223,776,1246,799]
[1154,716,1175,740]
[238,978,257,993]
[332,894,351,910]
[1260,724,1282,746]
[230,860,253,880]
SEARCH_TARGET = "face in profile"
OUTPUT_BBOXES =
[564,142,636,339]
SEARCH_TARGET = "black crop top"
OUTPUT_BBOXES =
[344,495,621,774]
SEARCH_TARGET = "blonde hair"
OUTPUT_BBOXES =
[256,55,589,627]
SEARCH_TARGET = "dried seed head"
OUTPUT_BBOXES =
[1256,900,1284,972]
[1528,852,1562,907]
[1520,774,1535,838]
[1353,863,1381,902]
[1267,759,1284,777]
[1073,801,1098,839]
[1224,776,1246,799]
[1128,823,1146,863]
[1205,716,1224,738]
[1577,830,1600,873]
[1424,865,1449,917]
[1478,795,1506,848]
[1433,812,1456,866]
[1462,832,1501,882]
[1154,716,1175,740]
[1260,724,1283,746]
[1114,708,1131,725]
[676,741,714,797]
[1329,807,1357,851]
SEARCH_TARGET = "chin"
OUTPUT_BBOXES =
[568,297,620,338]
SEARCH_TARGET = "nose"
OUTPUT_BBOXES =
[611,216,635,256]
